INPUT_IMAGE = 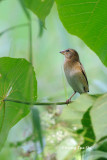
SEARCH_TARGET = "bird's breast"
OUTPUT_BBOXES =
[64,66,77,86]
[64,62,87,93]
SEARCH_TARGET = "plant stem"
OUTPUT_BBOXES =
[4,98,72,105]
[29,21,32,64]
[19,0,33,64]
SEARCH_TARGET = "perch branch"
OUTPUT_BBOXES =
[4,98,72,105]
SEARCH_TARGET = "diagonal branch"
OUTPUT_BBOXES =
[0,23,29,37]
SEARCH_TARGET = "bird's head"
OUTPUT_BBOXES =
[60,48,79,61]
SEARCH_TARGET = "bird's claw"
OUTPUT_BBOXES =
[66,99,71,104]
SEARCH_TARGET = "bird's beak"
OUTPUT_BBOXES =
[59,50,65,55]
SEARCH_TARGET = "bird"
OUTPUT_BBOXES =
[60,48,89,104]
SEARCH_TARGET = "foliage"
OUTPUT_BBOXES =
[0,0,107,159]
[59,94,95,128]
[24,0,54,23]
[0,57,37,150]
[81,107,95,147]
[32,107,44,154]
[90,94,107,141]
[55,0,107,66]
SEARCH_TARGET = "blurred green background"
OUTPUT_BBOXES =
[0,0,107,159]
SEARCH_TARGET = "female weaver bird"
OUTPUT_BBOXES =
[60,49,89,104]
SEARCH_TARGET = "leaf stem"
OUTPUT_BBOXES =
[4,98,72,105]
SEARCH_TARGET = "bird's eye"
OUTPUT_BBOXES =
[66,50,69,52]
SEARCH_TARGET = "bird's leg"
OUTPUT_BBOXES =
[66,92,76,104]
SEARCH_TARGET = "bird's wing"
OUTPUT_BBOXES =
[80,62,89,87]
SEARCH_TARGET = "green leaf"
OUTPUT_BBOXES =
[90,94,107,141]
[57,137,77,160]
[24,0,54,22]
[60,94,96,128]
[32,107,44,154]
[97,139,107,152]
[81,107,95,148]
[83,150,107,160]
[38,19,44,37]
[83,140,107,160]
[0,57,37,150]
[55,0,107,66]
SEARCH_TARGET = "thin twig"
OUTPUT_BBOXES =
[4,98,72,105]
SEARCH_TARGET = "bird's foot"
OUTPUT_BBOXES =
[66,99,71,104]
[66,92,76,104]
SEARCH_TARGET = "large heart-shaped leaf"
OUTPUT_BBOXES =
[0,57,37,150]
[24,0,54,22]
[90,94,107,141]
[55,0,107,66]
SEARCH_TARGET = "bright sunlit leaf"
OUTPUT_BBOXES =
[60,94,96,128]
[56,0,107,66]
[90,94,107,141]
